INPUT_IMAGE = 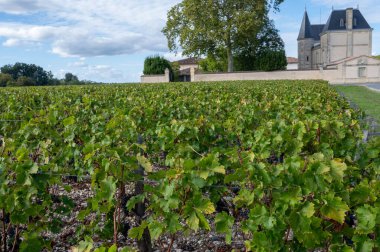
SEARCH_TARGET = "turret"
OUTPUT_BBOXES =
[297,11,314,70]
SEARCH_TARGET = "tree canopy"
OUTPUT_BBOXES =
[0,73,12,87]
[143,55,172,75]
[234,18,287,71]
[65,73,80,84]
[1,63,52,86]
[200,18,287,72]
[162,0,284,72]
[0,62,93,87]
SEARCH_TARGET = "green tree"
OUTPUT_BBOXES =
[254,49,287,71]
[199,48,228,72]
[64,72,80,84]
[0,63,52,85]
[162,0,284,72]
[235,18,287,71]
[0,73,12,87]
[170,61,180,82]
[15,76,36,86]
[143,55,172,75]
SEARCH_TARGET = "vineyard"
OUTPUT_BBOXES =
[0,80,379,251]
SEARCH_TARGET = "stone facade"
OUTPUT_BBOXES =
[298,8,373,70]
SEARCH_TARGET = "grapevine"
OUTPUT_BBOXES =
[0,80,378,251]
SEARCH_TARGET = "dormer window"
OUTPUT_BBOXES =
[340,18,344,27]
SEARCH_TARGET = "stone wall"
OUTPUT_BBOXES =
[193,69,340,83]
[140,69,170,83]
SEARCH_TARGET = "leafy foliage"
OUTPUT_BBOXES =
[162,0,284,72]
[0,73,12,87]
[1,62,53,86]
[143,55,172,75]
[200,18,287,72]
[0,80,379,251]
[64,72,80,84]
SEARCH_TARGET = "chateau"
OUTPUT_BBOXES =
[143,7,380,84]
[298,8,373,70]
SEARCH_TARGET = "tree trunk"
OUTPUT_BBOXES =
[227,44,234,72]
[135,135,153,252]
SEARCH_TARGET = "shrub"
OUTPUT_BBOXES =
[143,55,172,75]
[255,49,287,71]
[0,73,12,87]
[15,76,36,86]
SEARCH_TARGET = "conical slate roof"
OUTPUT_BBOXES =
[298,11,311,40]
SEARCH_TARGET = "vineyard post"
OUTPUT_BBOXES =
[135,135,153,252]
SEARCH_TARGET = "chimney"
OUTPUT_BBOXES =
[346,8,353,29]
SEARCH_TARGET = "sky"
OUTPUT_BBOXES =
[0,0,378,83]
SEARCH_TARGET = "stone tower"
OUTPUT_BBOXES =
[297,11,314,70]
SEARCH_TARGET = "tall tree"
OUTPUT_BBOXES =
[64,72,80,84]
[162,0,284,72]
[235,18,287,71]
[200,18,287,72]
[0,63,52,85]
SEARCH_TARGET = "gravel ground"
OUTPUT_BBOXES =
[43,179,248,252]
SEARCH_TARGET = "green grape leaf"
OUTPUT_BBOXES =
[128,221,148,240]
[301,202,315,218]
[63,116,75,127]
[148,221,164,240]
[186,212,199,231]
[329,159,347,182]
[215,212,234,244]
[355,205,377,234]
[320,196,349,223]
[136,154,152,173]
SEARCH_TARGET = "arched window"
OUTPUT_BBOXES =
[340,18,344,27]
[306,56,309,62]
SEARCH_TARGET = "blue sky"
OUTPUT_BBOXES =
[0,0,378,83]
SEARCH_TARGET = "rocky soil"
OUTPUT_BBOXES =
[44,179,247,252]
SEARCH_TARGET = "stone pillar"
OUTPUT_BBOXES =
[164,68,170,82]
[190,67,195,82]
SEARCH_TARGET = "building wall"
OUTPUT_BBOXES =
[312,47,322,69]
[321,33,329,66]
[321,29,372,64]
[338,56,380,83]
[298,39,314,70]
[353,30,372,56]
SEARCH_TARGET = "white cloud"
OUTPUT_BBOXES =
[0,0,181,57]
[57,61,128,82]
[2,38,40,47]
[0,0,41,14]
